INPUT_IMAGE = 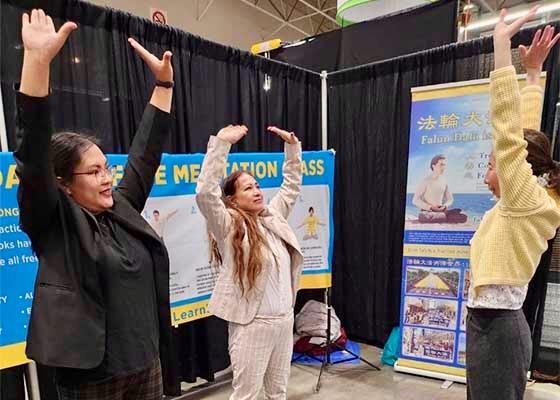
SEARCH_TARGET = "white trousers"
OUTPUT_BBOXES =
[228,313,294,400]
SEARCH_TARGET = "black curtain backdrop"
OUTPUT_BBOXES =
[523,235,557,374]
[271,0,458,73]
[536,234,560,377]
[328,23,560,350]
[0,366,25,400]
[0,0,321,397]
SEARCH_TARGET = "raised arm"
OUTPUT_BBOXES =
[519,26,556,130]
[196,125,247,242]
[115,39,173,212]
[165,209,179,220]
[15,10,76,240]
[267,126,302,219]
[490,7,558,209]
[520,84,544,131]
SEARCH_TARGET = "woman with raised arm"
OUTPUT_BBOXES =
[15,9,175,399]
[196,125,303,400]
[467,7,560,400]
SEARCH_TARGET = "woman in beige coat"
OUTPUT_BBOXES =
[196,125,304,400]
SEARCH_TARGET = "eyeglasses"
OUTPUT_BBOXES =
[72,165,116,182]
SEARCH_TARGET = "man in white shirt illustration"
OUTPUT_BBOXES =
[149,209,178,240]
[413,155,466,223]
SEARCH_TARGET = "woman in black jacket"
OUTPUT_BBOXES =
[15,9,175,399]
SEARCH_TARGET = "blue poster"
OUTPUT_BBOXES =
[404,91,495,247]
[397,79,504,378]
[0,155,37,369]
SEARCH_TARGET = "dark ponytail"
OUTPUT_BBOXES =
[523,129,560,195]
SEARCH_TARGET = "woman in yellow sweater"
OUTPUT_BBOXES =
[467,7,560,400]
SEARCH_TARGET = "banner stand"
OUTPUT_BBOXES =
[395,73,546,383]
[394,360,466,384]
[321,70,328,151]
[24,362,40,400]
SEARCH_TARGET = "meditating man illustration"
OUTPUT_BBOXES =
[412,155,467,223]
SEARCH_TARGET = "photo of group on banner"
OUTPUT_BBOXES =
[5,3,560,400]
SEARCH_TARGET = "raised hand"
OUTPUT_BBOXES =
[128,38,173,82]
[217,125,248,145]
[22,9,77,65]
[20,10,77,97]
[494,6,538,43]
[268,126,299,144]
[519,25,560,71]
[493,6,539,69]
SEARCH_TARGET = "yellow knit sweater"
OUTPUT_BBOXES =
[470,66,560,290]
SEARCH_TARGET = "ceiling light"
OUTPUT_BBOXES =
[466,3,560,31]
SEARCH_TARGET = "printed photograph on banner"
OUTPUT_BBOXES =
[143,195,215,305]
[402,327,456,363]
[459,302,467,331]
[457,333,466,365]
[285,185,331,273]
[462,270,471,299]
[405,91,497,245]
[405,266,460,298]
[403,297,458,330]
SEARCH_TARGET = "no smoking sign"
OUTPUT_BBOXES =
[150,8,168,25]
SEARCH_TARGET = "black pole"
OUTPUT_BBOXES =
[326,288,332,364]
[314,287,380,393]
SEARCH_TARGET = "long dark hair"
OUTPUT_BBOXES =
[50,132,100,182]
[209,170,269,296]
[524,129,560,195]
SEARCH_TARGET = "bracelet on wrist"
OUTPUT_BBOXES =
[155,80,174,88]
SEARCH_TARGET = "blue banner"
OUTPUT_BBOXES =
[397,79,499,378]
[398,76,545,378]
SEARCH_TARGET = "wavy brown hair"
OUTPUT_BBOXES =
[524,129,560,195]
[209,170,269,296]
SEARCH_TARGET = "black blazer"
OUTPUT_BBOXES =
[14,92,176,394]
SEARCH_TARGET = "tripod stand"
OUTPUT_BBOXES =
[293,288,380,393]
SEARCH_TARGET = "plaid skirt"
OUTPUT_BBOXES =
[57,358,163,400]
